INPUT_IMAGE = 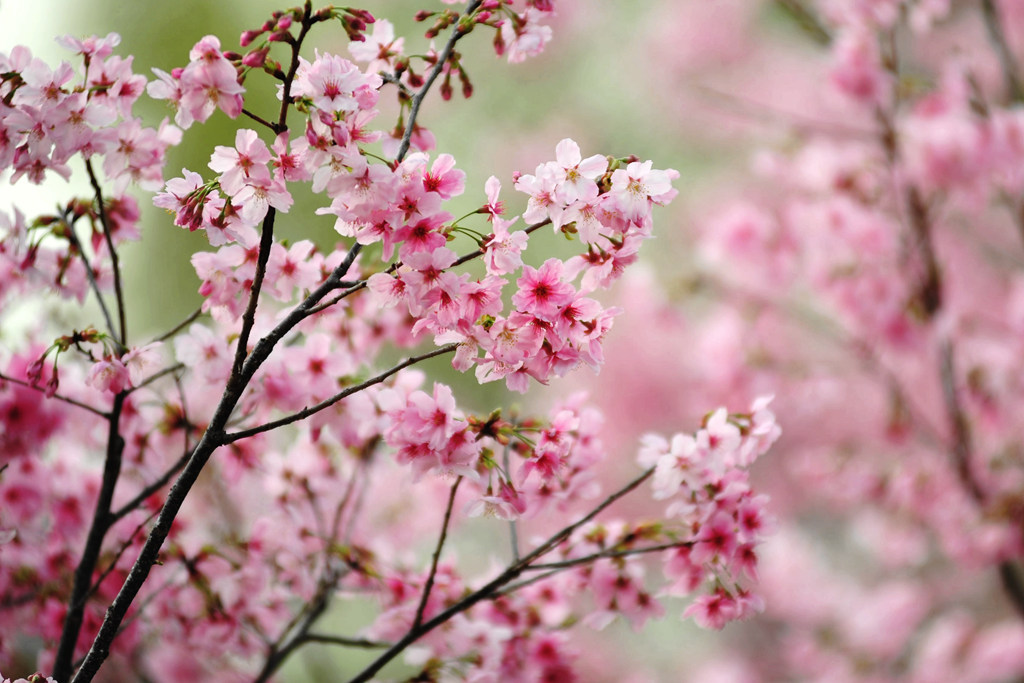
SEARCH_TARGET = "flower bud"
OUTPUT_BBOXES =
[239,29,261,47]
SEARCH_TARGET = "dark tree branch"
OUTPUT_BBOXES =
[241,107,278,132]
[229,205,277,381]
[66,2,517,680]
[126,363,184,395]
[303,218,550,318]
[69,5,324,680]
[53,392,127,681]
[252,568,342,683]
[396,1,484,162]
[346,467,655,683]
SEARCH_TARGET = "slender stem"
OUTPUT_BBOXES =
[252,569,340,683]
[938,339,982,500]
[230,0,318,379]
[503,446,519,562]
[126,363,184,395]
[527,541,688,572]
[85,158,127,346]
[153,306,202,344]
[694,84,874,139]
[68,2,494,680]
[451,217,550,268]
[222,344,457,444]
[379,71,412,97]
[242,107,278,132]
[331,459,366,542]
[0,371,107,417]
[71,404,231,682]
[109,448,194,523]
[414,477,463,629]
[276,0,314,133]
[498,541,689,596]
[876,87,1024,622]
[301,634,391,649]
[63,220,119,348]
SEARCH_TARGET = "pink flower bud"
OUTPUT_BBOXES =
[239,29,261,47]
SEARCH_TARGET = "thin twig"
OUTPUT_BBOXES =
[875,84,1024,623]
[301,633,392,649]
[982,0,1024,103]
[63,220,119,348]
[379,71,412,98]
[85,159,127,346]
[242,107,278,132]
[304,218,550,318]
[0,371,108,417]
[938,338,983,500]
[252,564,348,683]
[694,84,874,139]
[230,206,277,380]
[69,5,326,679]
[503,446,519,562]
[153,306,203,344]
[126,363,185,395]
[331,456,368,543]
[414,476,463,629]
[85,508,160,601]
[527,541,688,572]
[497,542,689,596]
[221,344,458,444]
[109,448,194,523]
[774,0,832,45]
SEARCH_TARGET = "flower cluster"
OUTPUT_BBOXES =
[632,397,779,628]
[0,37,177,307]
[147,35,244,129]
[1,34,178,189]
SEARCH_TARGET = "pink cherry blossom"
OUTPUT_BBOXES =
[85,357,130,393]
[512,258,575,322]
[609,160,676,225]
[422,153,465,199]
[208,128,272,196]
[483,216,528,276]
[552,138,606,204]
